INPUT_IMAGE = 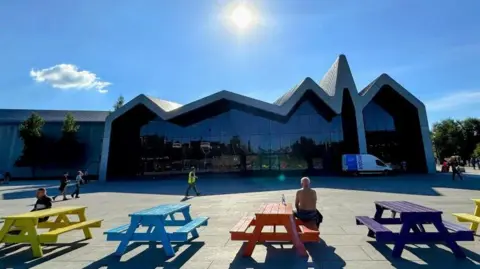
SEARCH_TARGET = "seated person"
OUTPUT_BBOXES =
[8,188,52,235]
[294,177,322,229]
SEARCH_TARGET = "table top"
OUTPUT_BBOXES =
[130,203,190,217]
[1,206,87,219]
[375,201,441,214]
[256,203,293,216]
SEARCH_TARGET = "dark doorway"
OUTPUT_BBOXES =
[107,105,157,178]
[362,85,427,173]
[341,89,359,154]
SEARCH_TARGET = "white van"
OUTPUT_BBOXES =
[342,154,393,175]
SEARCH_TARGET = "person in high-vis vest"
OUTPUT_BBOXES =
[185,167,200,197]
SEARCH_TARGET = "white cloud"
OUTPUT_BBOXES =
[30,64,111,93]
[425,90,480,111]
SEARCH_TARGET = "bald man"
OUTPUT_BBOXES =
[294,177,322,228]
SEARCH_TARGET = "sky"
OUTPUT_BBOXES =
[0,0,479,125]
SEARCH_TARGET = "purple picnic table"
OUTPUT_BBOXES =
[356,201,474,258]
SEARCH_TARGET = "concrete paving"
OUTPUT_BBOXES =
[1,173,480,268]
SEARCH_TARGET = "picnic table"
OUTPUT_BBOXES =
[453,199,480,232]
[104,203,208,257]
[356,201,474,258]
[0,206,102,257]
[230,203,320,257]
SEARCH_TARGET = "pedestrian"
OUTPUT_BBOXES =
[71,171,83,198]
[451,160,463,181]
[4,172,11,184]
[83,169,89,184]
[185,167,200,197]
[53,172,69,201]
[472,157,477,170]
[8,188,52,237]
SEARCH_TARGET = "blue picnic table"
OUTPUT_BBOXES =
[356,201,474,258]
[104,203,208,256]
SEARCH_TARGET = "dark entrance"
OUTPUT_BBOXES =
[107,105,157,178]
[362,85,427,173]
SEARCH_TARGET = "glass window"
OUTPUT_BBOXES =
[138,100,346,175]
[363,102,395,132]
[375,160,386,167]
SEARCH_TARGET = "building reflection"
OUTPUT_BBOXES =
[138,101,344,175]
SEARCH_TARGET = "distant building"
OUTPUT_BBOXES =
[0,55,435,181]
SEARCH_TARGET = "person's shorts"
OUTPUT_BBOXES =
[59,184,67,191]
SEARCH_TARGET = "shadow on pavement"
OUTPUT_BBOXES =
[83,241,204,269]
[3,173,480,201]
[0,240,88,268]
[228,241,345,269]
[369,242,480,269]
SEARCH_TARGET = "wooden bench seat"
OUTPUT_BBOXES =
[104,224,133,235]
[170,217,209,241]
[453,213,480,224]
[356,216,394,242]
[443,220,474,241]
[230,216,255,241]
[299,225,320,242]
[39,219,103,243]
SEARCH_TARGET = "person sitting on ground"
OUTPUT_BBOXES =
[294,177,322,229]
[8,188,52,236]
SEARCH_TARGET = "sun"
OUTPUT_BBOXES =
[231,5,254,29]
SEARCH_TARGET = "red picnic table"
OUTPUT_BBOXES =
[230,203,320,257]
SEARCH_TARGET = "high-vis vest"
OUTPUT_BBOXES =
[188,172,196,184]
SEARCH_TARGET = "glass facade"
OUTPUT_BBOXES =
[138,101,344,175]
[363,101,400,163]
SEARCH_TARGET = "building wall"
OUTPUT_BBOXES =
[0,122,104,178]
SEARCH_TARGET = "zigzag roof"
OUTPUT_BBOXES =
[107,55,425,124]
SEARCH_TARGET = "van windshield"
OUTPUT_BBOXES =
[375,160,386,167]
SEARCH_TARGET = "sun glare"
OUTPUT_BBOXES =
[231,5,254,29]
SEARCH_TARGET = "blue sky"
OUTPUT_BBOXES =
[0,0,479,125]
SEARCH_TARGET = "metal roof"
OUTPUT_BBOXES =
[0,109,109,123]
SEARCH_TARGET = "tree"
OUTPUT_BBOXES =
[56,113,84,166]
[17,113,46,177]
[474,143,480,158]
[113,95,125,111]
[432,118,480,161]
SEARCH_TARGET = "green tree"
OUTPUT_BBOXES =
[474,143,480,158]
[431,119,464,160]
[17,112,46,177]
[62,112,80,135]
[113,95,125,111]
[57,113,84,166]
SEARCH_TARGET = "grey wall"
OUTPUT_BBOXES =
[0,122,105,178]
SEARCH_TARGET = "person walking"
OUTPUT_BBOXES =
[185,167,200,197]
[71,171,83,198]
[451,160,463,181]
[53,172,69,201]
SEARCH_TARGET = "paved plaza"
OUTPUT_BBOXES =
[1,172,480,269]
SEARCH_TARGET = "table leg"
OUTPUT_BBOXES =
[371,205,385,237]
[24,219,43,257]
[471,205,480,232]
[392,221,412,257]
[115,217,140,256]
[181,208,198,238]
[285,215,307,257]
[154,218,175,256]
[243,218,264,257]
[0,219,14,242]
[432,220,466,258]
[77,210,92,239]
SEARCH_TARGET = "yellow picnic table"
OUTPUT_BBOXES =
[453,199,480,233]
[0,206,103,257]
